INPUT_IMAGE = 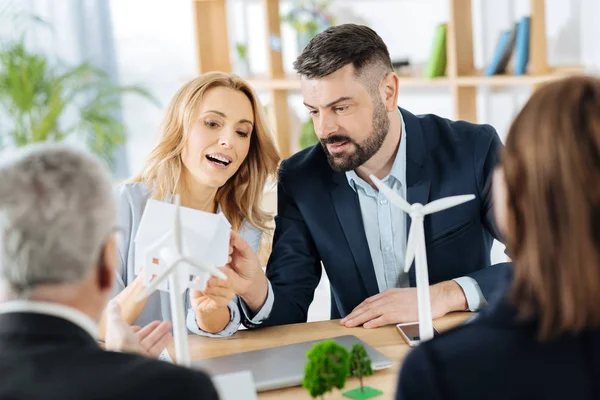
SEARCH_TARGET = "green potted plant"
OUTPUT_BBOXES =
[0,33,157,168]
[299,118,319,149]
[235,42,250,77]
[303,339,350,399]
[281,0,335,51]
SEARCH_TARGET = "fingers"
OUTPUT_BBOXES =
[138,321,173,358]
[206,274,232,290]
[342,307,381,328]
[230,231,251,254]
[340,293,393,327]
[130,326,142,333]
[203,286,234,302]
[363,314,393,329]
[340,298,369,325]
[106,300,122,319]
[136,320,162,339]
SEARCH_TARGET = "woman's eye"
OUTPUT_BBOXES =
[309,110,318,116]
[236,131,249,138]
[205,120,220,128]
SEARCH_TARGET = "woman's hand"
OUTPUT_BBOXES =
[189,272,235,333]
[189,274,235,314]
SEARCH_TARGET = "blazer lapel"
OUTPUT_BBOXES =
[402,108,431,286]
[329,173,380,297]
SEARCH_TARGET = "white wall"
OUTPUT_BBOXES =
[110,0,598,321]
[111,0,598,171]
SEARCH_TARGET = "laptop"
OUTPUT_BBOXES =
[191,335,393,392]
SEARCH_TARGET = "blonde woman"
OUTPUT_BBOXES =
[105,72,280,338]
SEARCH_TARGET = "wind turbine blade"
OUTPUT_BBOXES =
[136,260,179,301]
[173,194,182,254]
[369,174,412,213]
[404,225,417,273]
[421,195,475,215]
[184,258,228,281]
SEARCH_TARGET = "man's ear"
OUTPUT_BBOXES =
[380,72,399,113]
[97,237,117,291]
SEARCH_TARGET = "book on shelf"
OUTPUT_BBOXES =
[484,23,518,76]
[513,16,531,75]
[484,16,531,77]
[424,23,447,79]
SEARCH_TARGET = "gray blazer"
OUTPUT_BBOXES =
[113,182,262,336]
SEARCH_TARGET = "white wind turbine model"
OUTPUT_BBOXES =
[370,175,475,342]
[136,194,228,367]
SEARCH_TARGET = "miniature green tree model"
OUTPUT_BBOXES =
[303,340,350,399]
[349,343,373,391]
[342,343,383,399]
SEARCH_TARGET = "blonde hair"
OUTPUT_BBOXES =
[130,72,280,232]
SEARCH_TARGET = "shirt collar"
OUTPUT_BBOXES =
[346,108,407,192]
[0,300,98,339]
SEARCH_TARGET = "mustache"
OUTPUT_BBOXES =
[320,135,354,145]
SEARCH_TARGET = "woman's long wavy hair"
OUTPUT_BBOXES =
[502,75,600,340]
[130,72,280,233]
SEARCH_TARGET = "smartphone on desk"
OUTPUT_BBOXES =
[396,322,440,347]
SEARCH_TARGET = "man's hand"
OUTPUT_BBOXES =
[340,281,468,329]
[190,273,235,313]
[223,231,268,313]
[114,269,153,324]
[105,301,172,358]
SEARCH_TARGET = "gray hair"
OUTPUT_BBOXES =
[0,144,116,295]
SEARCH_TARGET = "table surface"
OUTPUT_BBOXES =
[180,312,472,400]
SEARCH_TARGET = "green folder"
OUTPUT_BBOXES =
[424,23,447,78]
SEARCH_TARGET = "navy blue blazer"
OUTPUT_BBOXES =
[396,280,600,400]
[259,108,506,327]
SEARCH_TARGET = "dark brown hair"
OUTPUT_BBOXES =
[502,74,600,340]
[293,23,393,87]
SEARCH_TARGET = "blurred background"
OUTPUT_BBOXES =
[0,0,597,321]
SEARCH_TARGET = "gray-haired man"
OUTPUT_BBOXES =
[0,144,219,399]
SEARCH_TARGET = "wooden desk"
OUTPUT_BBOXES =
[185,312,472,400]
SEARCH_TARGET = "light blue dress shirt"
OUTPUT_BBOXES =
[344,112,485,310]
[245,111,487,325]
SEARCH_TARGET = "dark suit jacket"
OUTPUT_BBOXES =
[253,108,507,327]
[0,312,219,400]
[396,289,600,400]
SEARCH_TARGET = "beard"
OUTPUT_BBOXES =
[320,98,390,172]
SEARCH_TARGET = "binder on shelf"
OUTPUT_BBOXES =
[513,16,531,75]
[424,23,447,79]
[484,23,518,76]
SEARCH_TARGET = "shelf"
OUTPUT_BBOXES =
[246,75,451,90]
[455,66,584,86]
[244,66,583,91]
